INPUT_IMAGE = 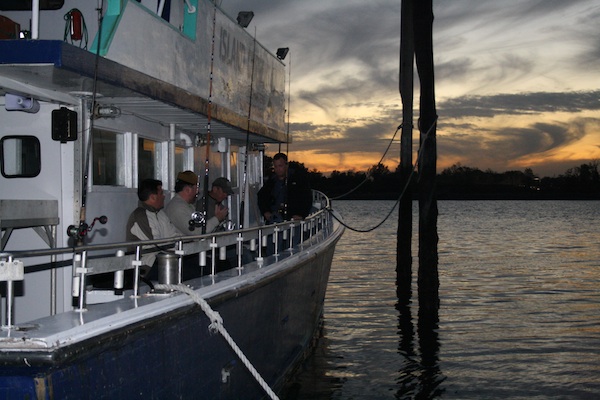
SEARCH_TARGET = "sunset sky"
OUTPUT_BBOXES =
[221,0,600,177]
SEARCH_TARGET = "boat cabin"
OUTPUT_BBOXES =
[0,0,288,323]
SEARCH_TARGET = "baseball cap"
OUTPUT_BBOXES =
[212,177,234,195]
[177,170,198,185]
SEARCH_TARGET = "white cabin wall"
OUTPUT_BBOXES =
[0,101,73,247]
[0,100,76,322]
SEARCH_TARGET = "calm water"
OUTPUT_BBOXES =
[284,200,600,399]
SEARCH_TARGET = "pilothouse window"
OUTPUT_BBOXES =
[175,146,185,172]
[92,129,125,186]
[1,135,41,178]
[138,137,160,182]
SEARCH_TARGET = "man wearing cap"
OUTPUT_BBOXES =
[203,177,234,233]
[165,170,200,235]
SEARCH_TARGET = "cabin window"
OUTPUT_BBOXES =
[138,137,162,182]
[175,146,185,172]
[230,151,238,188]
[248,151,262,185]
[0,135,41,178]
[92,129,125,186]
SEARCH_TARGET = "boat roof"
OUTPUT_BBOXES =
[0,40,286,143]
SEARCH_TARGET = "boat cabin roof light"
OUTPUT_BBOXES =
[276,48,289,60]
[237,11,254,28]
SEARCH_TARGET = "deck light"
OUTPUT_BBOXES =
[237,11,254,28]
[94,104,121,118]
[4,93,40,113]
[276,47,289,60]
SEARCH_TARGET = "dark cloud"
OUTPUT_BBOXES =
[440,91,600,119]
[290,119,400,157]
[519,0,592,17]
[486,124,575,158]
[574,7,600,67]
[223,0,402,97]
[435,58,473,82]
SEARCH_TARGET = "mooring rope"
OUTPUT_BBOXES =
[331,125,401,200]
[154,283,280,400]
[328,116,438,233]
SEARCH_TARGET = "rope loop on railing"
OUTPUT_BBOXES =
[154,283,279,400]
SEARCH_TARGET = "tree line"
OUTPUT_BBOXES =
[269,158,600,200]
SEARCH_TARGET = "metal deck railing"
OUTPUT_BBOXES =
[0,191,335,327]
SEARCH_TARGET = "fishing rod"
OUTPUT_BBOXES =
[285,52,291,157]
[283,51,291,220]
[69,0,107,245]
[239,28,257,229]
[200,0,218,234]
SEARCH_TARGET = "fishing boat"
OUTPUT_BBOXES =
[0,1,344,398]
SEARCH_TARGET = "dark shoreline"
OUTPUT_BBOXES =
[332,193,600,201]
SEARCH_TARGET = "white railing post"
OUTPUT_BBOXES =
[0,253,24,329]
[273,226,280,256]
[114,250,125,294]
[76,250,88,312]
[31,0,40,39]
[132,246,143,298]
[257,229,264,263]
[176,240,184,284]
[288,222,294,251]
[237,233,244,269]
[210,236,217,276]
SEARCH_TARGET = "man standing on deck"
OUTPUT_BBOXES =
[258,152,312,224]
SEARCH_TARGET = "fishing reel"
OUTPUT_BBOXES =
[67,215,108,239]
[188,211,205,231]
[214,219,236,233]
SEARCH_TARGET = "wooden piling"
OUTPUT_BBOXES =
[414,0,439,312]
[397,0,439,310]
[397,0,415,303]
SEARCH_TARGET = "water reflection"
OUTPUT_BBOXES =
[396,276,445,398]
[395,300,445,399]
[283,200,600,399]
[280,329,340,399]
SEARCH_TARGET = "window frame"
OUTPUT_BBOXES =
[0,135,41,178]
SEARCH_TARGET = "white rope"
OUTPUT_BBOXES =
[154,283,280,400]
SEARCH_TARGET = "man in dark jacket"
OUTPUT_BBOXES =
[258,153,312,223]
